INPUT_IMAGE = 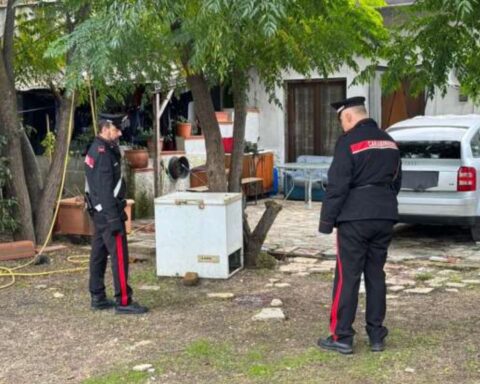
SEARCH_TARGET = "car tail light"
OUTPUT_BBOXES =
[457,166,476,191]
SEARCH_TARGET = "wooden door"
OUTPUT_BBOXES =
[286,80,345,162]
[381,80,426,129]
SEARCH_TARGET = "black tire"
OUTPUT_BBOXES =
[470,224,480,242]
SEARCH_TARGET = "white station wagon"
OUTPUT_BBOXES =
[387,115,480,241]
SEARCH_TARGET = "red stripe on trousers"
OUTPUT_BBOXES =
[330,231,343,341]
[115,234,128,306]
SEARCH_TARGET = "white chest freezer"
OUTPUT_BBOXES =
[154,192,243,279]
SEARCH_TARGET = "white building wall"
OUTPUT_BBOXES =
[426,86,480,115]
[246,59,372,164]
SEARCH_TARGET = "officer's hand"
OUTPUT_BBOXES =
[319,220,334,234]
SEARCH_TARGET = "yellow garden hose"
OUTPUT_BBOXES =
[0,92,92,290]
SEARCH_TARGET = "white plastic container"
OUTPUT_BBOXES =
[154,192,243,279]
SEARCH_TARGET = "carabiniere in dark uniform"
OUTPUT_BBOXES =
[84,119,147,314]
[318,97,402,354]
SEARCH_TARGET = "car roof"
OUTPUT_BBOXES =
[387,114,480,131]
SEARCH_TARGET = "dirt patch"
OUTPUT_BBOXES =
[0,249,479,384]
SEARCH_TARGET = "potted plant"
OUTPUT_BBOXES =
[176,116,192,138]
[162,132,176,151]
[138,129,164,157]
[124,144,149,169]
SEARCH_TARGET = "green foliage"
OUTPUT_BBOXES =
[135,190,154,219]
[14,3,64,89]
[0,135,18,233]
[70,131,95,157]
[82,370,148,384]
[136,129,153,141]
[415,272,434,281]
[256,251,277,269]
[176,116,189,123]
[40,131,56,158]
[379,0,480,102]
[48,0,388,102]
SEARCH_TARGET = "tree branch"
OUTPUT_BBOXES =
[3,0,17,84]
[228,67,248,192]
[244,200,283,267]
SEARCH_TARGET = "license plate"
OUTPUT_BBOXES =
[401,171,439,190]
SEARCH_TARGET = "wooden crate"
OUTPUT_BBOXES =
[55,197,134,235]
[0,240,35,261]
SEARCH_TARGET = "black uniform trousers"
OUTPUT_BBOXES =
[89,212,133,306]
[329,220,394,345]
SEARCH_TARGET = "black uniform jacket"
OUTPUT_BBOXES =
[84,136,127,233]
[319,118,402,234]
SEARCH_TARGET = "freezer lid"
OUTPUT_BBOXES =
[154,192,242,206]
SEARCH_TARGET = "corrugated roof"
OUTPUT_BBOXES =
[384,0,415,6]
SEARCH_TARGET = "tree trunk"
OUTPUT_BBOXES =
[0,59,36,242]
[34,93,73,245]
[21,130,43,212]
[228,70,247,192]
[243,200,283,267]
[228,73,283,266]
[186,72,227,192]
[3,0,16,84]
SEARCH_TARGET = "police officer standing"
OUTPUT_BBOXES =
[317,97,401,354]
[85,119,148,314]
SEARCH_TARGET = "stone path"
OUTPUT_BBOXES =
[127,199,480,321]
[129,199,480,267]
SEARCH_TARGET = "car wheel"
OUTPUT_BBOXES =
[470,224,480,242]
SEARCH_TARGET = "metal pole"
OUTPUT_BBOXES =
[154,91,162,197]
[154,88,175,197]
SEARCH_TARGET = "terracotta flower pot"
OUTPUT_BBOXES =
[215,111,230,122]
[124,149,149,169]
[55,196,134,235]
[176,122,192,138]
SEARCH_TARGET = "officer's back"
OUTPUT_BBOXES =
[336,118,401,222]
[320,97,401,234]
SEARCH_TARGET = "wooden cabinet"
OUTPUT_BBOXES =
[256,151,274,193]
[225,151,274,194]
[191,151,274,195]
[189,166,208,188]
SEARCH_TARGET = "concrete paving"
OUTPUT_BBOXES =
[129,198,480,268]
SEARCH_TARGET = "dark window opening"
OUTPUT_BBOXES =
[398,141,461,159]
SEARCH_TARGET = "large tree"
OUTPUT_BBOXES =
[380,0,480,101]
[0,0,88,244]
[50,0,387,264]
[0,0,35,241]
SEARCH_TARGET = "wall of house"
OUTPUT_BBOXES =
[426,87,480,116]
[246,59,373,165]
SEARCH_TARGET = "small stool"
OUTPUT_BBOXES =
[186,186,209,192]
[241,177,263,204]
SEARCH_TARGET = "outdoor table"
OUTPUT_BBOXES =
[277,162,330,209]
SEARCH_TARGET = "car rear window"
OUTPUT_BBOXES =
[397,141,461,159]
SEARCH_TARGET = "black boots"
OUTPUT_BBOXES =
[317,336,353,355]
[91,296,148,314]
[369,339,385,352]
[91,296,116,310]
[115,302,149,315]
[317,336,387,354]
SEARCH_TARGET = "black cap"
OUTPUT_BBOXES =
[98,119,114,131]
[331,96,366,116]
[98,113,128,131]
